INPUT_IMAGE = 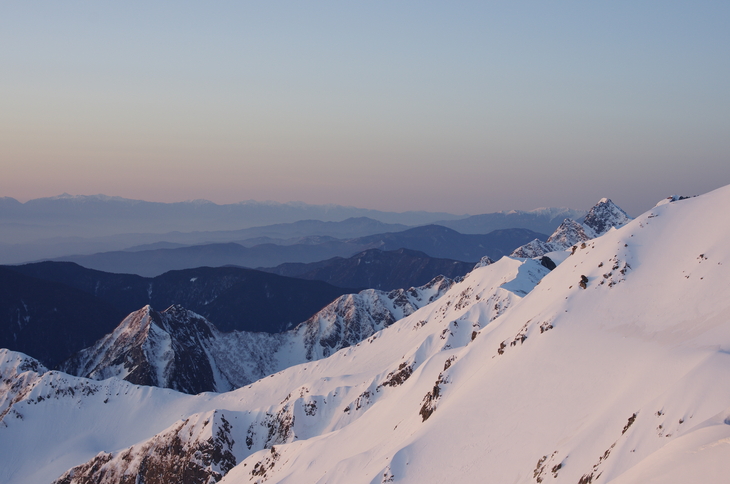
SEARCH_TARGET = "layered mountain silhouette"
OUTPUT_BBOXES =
[51,226,546,277]
[262,248,474,290]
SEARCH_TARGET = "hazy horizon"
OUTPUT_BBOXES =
[2,2,729,217]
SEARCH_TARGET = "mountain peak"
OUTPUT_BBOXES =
[582,198,631,237]
[510,198,631,258]
[546,218,591,246]
[60,304,219,394]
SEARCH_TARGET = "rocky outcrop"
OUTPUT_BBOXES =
[582,198,631,237]
[511,199,631,258]
[53,411,238,484]
[60,305,220,395]
[299,275,454,360]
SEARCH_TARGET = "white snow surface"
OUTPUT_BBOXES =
[2,186,730,483]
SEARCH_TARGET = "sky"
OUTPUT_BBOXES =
[1,1,729,217]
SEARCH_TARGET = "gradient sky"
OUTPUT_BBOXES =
[2,1,729,216]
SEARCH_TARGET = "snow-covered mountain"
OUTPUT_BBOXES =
[511,198,631,258]
[2,186,730,483]
[60,276,455,393]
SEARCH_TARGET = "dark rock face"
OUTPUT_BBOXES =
[581,198,631,237]
[539,256,557,271]
[60,305,220,395]
[264,248,473,290]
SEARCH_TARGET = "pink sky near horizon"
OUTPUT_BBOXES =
[2,2,729,217]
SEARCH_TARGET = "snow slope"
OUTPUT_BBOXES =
[2,186,730,483]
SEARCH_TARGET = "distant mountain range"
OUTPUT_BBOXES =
[435,206,586,235]
[262,248,477,290]
[50,226,546,276]
[0,266,126,367]
[0,194,460,243]
[0,216,412,265]
[0,194,585,265]
[1,245,479,366]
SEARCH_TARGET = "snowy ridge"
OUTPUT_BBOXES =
[511,198,631,258]
[60,276,456,393]
[2,185,730,483]
[0,350,48,421]
[0,256,547,483]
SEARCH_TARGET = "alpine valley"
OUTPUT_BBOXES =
[2,187,730,484]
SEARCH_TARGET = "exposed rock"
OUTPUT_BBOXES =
[582,198,631,238]
[52,411,237,484]
[539,256,556,271]
[511,199,631,259]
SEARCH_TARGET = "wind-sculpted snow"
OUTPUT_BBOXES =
[511,198,631,258]
[3,186,730,483]
[60,275,456,393]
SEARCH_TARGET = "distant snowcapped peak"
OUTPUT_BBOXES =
[43,193,137,203]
